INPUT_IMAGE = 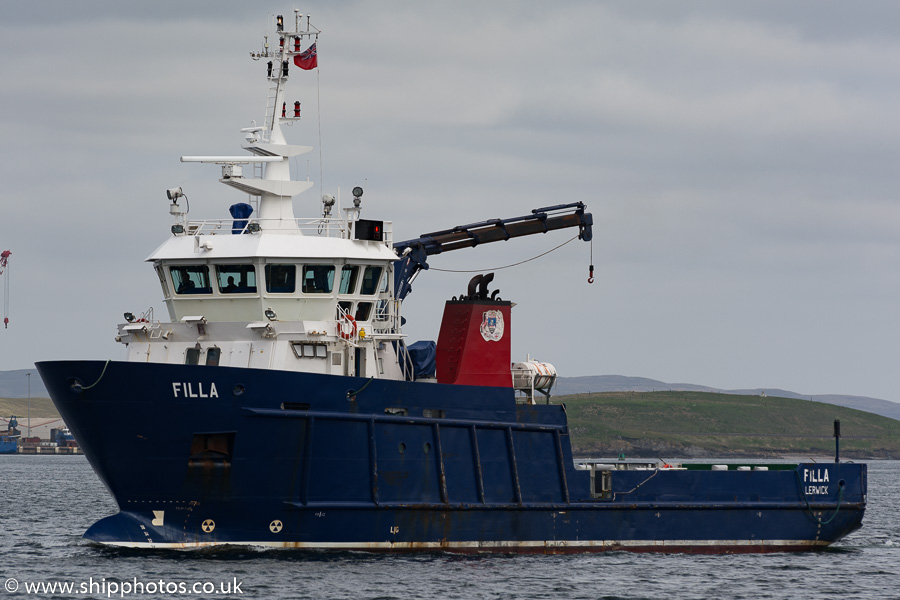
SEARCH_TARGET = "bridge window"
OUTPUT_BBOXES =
[265,264,296,293]
[171,266,212,295]
[302,265,335,294]
[216,265,257,294]
[361,266,382,295]
[339,265,359,294]
[355,302,373,321]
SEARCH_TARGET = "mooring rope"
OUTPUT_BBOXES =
[79,360,111,391]
[347,376,375,399]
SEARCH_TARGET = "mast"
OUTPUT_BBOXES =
[181,12,320,232]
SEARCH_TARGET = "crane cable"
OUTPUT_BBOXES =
[426,234,596,284]
[429,235,579,274]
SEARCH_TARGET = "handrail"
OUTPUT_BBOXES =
[178,217,396,243]
[179,218,350,238]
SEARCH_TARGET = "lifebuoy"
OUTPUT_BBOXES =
[339,314,357,340]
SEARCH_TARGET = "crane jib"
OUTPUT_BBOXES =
[392,203,593,301]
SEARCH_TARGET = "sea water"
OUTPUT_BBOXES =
[0,456,895,600]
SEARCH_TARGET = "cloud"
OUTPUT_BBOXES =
[3,1,900,402]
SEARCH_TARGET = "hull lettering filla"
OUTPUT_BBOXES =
[172,382,218,399]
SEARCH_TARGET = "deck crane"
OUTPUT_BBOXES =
[392,202,593,301]
[1,250,9,328]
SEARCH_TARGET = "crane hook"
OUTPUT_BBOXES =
[588,264,594,284]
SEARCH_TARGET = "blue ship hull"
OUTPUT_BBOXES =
[37,359,866,553]
[0,437,16,454]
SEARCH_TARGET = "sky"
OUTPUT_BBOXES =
[2,1,900,402]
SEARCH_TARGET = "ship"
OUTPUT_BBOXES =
[36,12,865,553]
[0,416,19,454]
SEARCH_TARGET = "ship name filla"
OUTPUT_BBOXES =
[172,382,219,398]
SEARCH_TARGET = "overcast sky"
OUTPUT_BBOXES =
[2,1,900,402]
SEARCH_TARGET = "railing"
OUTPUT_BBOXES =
[179,218,394,244]
[181,218,344,238]
[371,299,402,335]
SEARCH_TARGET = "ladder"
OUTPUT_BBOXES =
[262,74,281,141]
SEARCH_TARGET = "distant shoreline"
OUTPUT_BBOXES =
[6,391,899,459]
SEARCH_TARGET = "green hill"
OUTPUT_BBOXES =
[0,396,59,419]
[557,390,900,459]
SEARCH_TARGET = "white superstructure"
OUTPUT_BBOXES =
[117,13,407,381]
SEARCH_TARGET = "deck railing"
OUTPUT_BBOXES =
[181,218,350,238]
[178,218,393,242]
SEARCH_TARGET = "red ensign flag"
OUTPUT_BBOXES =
[294,43,317,70]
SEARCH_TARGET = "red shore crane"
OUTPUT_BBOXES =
[0,250,10,328]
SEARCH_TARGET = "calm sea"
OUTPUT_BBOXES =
[0,455,895,600]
